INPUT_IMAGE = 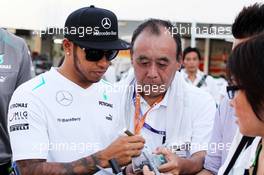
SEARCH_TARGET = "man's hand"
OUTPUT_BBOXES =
[143,165,174,175]
[143,165,155,175]
[154,147,205,175]
[100,135,145,167]
[154,147,183,175]
[125,164,136,175]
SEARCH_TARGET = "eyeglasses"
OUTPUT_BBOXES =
[226,85,242,99]
[82,48,119,62]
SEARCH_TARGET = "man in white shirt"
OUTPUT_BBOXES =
[119,19,216,174]
[181,47,219,105]
[8,6,145,175]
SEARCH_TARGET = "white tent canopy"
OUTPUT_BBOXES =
[0,0,262,30]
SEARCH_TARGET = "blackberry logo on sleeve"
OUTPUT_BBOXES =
[10,123,29,132]
[56,91,73,106]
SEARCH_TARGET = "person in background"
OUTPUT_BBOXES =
[181,47,219,105]
[103,62,117,83]
[0,28,34,174]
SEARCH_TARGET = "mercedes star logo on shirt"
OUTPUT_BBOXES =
[56,90,73,106]
[101,18,111,29]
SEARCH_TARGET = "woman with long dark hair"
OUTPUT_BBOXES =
[223,33,264,174]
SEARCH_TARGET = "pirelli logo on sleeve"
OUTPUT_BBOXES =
[10,123,29,132]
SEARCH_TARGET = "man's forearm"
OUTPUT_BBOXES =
[196,169,214,175]
[17,151,108,175]
[179,151,206,174]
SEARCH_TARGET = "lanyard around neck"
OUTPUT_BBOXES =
[133,93,163,135]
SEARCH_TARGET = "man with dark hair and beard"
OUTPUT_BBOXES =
[7,6,145,175]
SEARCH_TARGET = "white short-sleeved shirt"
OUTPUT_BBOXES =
[8,68,122,162]
[181,69,219,105]
[124,76,216,157]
